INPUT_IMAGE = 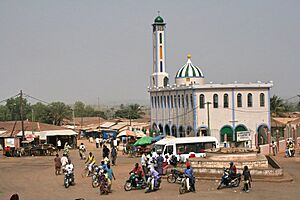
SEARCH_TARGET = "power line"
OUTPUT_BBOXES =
[0,93,20,104]
[23,93,50,105]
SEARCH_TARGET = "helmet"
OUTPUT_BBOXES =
[229,161,234,165]
[186,163,191,168]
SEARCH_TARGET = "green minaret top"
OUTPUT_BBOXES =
[154,15,164,23]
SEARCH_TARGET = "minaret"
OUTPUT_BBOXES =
[151,13,169,88]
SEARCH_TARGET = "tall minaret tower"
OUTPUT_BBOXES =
[151,13,169,88]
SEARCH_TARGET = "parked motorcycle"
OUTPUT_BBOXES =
[179,174,194,194]
[217,168,241,190]
[145,176,161,193]
[64,170,75,188]
[124,172,147,191]
[167,169,184,184]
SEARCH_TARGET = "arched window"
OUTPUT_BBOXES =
[199,94,205,109]
[182,95,185,108]
[151,96,154,108]
[178,95,181,108]
[247,93,253,107]
[190,94,194,109]
[170,95,173,108]
[223,94,229,108]
[157,96,160,108]
[174,95,177,108]
[186,94,189,109]
[167,96,170,108]
[164,96,166,108]
[213,94,218,108]
[260,93,265,107]
[154,96,157,108]
[237,93,242,107]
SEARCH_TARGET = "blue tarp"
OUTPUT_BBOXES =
[152,135,165,142]
[102,130,117,139]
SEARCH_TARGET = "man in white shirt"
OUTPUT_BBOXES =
[61,154,69,171]
[57,139,62,151]
[95,138,100,148]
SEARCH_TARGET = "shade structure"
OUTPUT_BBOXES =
[134,130,146,138]
[117,130,136,137]
[152,135,165,142]
[134,136,153,146]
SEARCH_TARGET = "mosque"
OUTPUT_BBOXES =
[148,15,273,147]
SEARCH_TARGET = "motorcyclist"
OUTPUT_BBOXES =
[79,143,86,159]
[148,165,160,189]
[184,163,195,192]
[65,160,74,183]
[61,153,69,172]
[85,152,96,175]
[130,163,144,187]
[229,161,237,178]
[64,142,71,156]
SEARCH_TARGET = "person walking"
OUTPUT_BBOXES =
[271,141,277,156]
[111,146,117,166]
[106,163,116,192]
[95,137,100,149]
[57,139,62,151]
[156,151,164,175]
[103,145,110,159]
[242,165,252,192]
[54,154,62,175]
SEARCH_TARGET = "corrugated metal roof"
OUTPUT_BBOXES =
[100,122,116,128]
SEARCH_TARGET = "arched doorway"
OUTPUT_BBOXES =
[158,124,163,134]
[178,126,185,137]
[186,126,194,137]
[235,124,248,141]
[257,124,268,145]
[171,125,177,137]
[152,123,158,133]
[165,124,170,136]
[163,77,169,87]
[220,125,234,142]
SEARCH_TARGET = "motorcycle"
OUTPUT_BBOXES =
[64,170,75,188]
[82,163,95,177]
[145,176,161,193]
[92,166,100,188]
[167,169,184,184]
[99,173,109,195]
[217,168,241,190]
[124,172,147,191]
[179,174,194,194]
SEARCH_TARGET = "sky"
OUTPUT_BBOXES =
[0,0,299,105]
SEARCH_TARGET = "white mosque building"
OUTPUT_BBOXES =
[148,15,273,147]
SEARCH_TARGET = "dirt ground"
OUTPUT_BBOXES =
[1,141,300,200]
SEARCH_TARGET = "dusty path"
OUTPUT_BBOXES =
[0,143,300,200]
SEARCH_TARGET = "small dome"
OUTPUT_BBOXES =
[154,16,164,23]
[176,54,204,78]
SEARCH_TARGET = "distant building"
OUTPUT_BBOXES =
[148,15,273,147]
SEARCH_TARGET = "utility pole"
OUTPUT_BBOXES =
[205,102,212,136]
[20,90,25,142]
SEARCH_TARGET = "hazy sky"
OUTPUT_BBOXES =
[0,0,299,105]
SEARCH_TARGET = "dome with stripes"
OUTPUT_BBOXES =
[175,54,204,78]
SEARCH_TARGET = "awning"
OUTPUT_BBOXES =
[117,130,136,137]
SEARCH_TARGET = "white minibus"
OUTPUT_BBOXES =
[154,136,219,162]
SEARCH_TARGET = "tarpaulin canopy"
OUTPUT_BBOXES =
[152,135,165,142]
[134,130,146,138]
[134,136,153,146]
[116,130,136,137]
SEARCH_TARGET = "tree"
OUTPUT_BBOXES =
[31,102,50,123]
[0,105,9,121]
[74,101,86,117]
[270,95,285,117]
[115,104,144,119]
[5,97,31,121]
[48,102,72,125]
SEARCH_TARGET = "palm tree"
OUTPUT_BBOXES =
[128,104,145,119]
[48,102,72,125]
[270,95,285,117]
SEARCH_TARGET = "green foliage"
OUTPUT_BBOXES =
[115,104,144,119]
[48,102,72,125]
